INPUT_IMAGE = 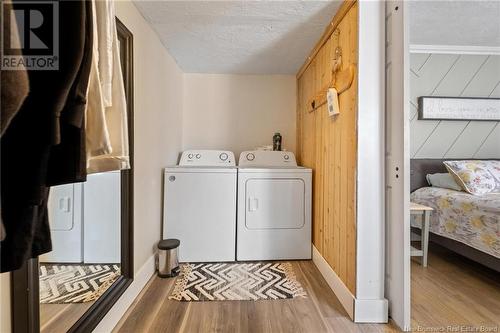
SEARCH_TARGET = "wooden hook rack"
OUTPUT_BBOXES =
[307,39,355,113]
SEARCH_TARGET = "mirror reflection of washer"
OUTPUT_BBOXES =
[237,151,312,260]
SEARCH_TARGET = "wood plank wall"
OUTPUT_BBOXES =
[296,1,358,294]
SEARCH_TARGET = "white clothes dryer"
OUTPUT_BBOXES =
[237,151,312,260]
[163,150,236,262]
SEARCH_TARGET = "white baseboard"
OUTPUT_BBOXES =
[92,254,156,333]
[354,298,388,323]
[312,245,355,319]
[312,245,388,323]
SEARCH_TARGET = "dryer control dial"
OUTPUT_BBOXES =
[238,151,297,167]
[219,153,228,161]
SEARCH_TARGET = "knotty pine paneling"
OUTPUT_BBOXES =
[296,2,358,294]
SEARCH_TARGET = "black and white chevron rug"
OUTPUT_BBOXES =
[169,262,306,302]
[39,264,120,304]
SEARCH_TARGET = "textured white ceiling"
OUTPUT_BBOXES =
[133,1,342,74]
[410,1,500,47]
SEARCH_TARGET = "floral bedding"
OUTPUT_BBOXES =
[444,160,500,195]
[411,187,500,258]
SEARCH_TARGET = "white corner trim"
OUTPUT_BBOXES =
[312,245,355,319]
[410,44,500,55]
[356,1,387,325]
[312,245,389,324]
[92,254,156,333]
[354,299,388,323]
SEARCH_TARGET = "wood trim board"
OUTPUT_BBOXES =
[117,17,135,281]
[296,0,357,79]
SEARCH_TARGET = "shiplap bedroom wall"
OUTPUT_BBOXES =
[410,53,500,158]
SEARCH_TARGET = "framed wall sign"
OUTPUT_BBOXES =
[418,96,500,121]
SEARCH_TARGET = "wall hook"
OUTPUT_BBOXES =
[332,47,342,74]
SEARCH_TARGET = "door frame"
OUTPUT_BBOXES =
[384,1,411,331]
[11,18,134,333]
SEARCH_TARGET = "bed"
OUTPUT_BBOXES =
[410,159,500,271]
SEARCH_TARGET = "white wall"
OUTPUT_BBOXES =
[0,274,10,333]
[182,74,296,157]
[410,53,500,158]
[93,2,185,330]
[115,1,184,275]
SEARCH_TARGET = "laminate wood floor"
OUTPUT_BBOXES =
[115,248,500,333]
[114,261,397,333]
[40,301,93,333]
[411,243,500,330]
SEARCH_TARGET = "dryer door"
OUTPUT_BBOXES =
[245,178,305,229]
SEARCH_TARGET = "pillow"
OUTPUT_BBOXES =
[444,160,500,195]
[425,173,462,191]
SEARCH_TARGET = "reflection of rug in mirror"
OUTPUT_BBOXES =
[169,262,306,302]
[39,264,120,304]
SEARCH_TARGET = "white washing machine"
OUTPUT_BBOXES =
[41,171,121,264]
[237,151,312,261]
[163,150,237,262]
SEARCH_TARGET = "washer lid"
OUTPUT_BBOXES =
[179,150,235,167]
[237,167,311,173]
[165,166,237,173]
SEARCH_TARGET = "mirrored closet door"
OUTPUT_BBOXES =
[11,17,134,333]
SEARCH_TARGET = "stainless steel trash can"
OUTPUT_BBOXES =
[157,239,180,278]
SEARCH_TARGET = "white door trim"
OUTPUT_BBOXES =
[385,1,411,331]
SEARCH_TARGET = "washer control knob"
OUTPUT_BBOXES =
[195,154,201,159]
[188,153,194,159]
[246,153,255,161]
[284,154,290,160]
[219,153,228,161]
